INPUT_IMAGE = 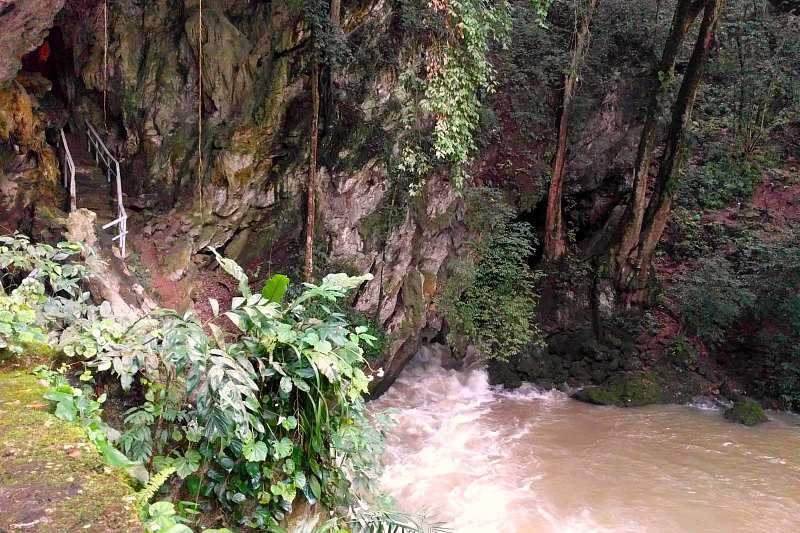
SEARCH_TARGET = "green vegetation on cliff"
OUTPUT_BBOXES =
[436,189,543,360]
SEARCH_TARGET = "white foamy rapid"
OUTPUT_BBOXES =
[370,351,800,533]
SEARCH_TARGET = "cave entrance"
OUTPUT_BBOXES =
[20,26,73,114]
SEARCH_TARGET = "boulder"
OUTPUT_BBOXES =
[724,399,768,426]
[572,372,664,407]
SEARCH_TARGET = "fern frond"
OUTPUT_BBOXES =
[136,465,176,511]
[350,507,450,533]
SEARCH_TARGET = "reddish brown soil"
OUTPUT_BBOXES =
[136,236,192,311]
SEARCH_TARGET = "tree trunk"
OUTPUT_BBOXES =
[608,0,704,288]
[543,0,599,262]
[304,62,320,283]
[304,0,339,283]
[625,0,726,304]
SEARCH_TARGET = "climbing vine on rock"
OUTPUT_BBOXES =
[396,0,513,193]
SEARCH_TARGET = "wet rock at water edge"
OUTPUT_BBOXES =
[487,358,523,389]
[572,372,664,407]
[724,398,768,426]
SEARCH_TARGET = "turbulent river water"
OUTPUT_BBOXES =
[371,353,800,533]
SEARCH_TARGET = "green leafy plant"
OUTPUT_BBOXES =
[394,0,513,193]
[678,154,762,210]
[437,191,543,360]
[671,259,755,347]
[2,232,441,530]
[0,279,47,356]
[38,370,143,480]
[0,233,90,358]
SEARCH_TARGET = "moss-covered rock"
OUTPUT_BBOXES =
[0,371,141,532]
[572,372,664,407]
[724,398,768,426]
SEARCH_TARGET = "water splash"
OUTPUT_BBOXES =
[371,349,800,532]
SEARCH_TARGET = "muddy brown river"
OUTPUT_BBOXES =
[372,354,800,532]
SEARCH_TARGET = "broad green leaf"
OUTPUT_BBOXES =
[272,437,293,460]
[261,274,290,303]
[209,247,251,297]
[224,311,244,331]
[308,475,322,500]
[149,501,177,517]
[208,322,226,350]
[96,439,136,468]
[174,449,201,478]
[243,440,269,462]
[280,415,298,430]
[279,376,293,395]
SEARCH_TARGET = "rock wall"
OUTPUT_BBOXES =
[0,0,66,86]
[0,79,63,237]
[32,0,475,391]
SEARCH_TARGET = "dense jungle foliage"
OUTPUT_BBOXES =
[0,234,443,532]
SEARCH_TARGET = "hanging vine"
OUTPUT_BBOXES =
[197,0,204,215]
[395,0,553,194]
[103,0,108,128]
[394,0,511,194]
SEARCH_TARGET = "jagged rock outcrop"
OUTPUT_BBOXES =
[0,0,66,86]
[0,80,62,236]
[65,208,157,320]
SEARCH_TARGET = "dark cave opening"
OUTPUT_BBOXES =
[20,26,73,106]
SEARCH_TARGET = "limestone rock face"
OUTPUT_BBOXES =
[324,167,470,395]
[0,0,66,86]
[48,0,473,391]
[0,81,62,234]
[64,208,98,246]
[0,0,664,392]
[56,0,307,261]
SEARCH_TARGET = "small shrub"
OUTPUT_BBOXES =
[667,334,700,369]
[0,234,88,358]
[679,155,762,210]
[438,193,543,360]
[671,259,755,347]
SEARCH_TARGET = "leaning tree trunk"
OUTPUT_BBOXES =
[624,0,726,304]
[608,0,704,288]
[543,0,599,262]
